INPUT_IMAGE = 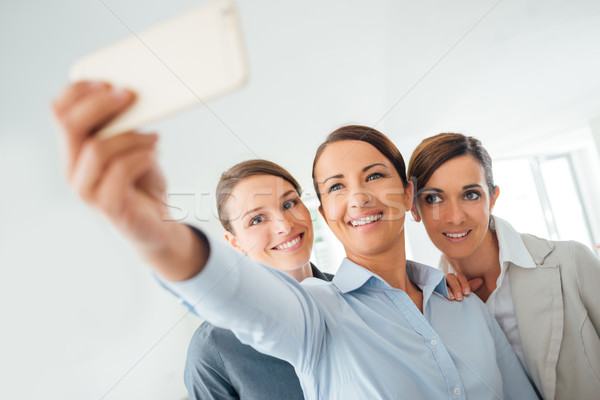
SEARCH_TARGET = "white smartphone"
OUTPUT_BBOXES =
[69,0,249,137]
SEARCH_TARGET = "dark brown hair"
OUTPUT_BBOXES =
[216,159,302,232]
[407,133,496,195]
[311,125,409,200]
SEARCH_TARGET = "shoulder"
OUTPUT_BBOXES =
[518,234,600,293]
[302,279,345,316]
[188,321,234,356]
[184,322,230,386]
[430,292,496,333]
[518,233,556,262]
[520,233,597,266]
[454,291,489,315]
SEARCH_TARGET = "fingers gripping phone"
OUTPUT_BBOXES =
[70,0,249,137]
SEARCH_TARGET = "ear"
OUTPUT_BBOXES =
[411,203,421,222]
[489,186,500,211]
[404,181,414,212]
[224,231,246,254]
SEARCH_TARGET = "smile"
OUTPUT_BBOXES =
[349,212,383,227]
[443,230,471,239]
[273,233,304,250]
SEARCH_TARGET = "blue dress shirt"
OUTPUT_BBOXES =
[161,234,538,400]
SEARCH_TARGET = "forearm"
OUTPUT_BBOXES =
[138,222,209,282]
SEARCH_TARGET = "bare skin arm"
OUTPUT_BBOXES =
[53,81,207,281]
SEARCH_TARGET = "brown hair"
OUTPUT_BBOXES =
[216,159,302,232]
[408,133,496,196]
[311,125,409,200]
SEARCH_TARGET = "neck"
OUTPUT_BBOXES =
[446,229,501,302]
[345,236,423,312]
[286,261,314,282]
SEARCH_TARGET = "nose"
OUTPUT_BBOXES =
[349,190,375,209]
[444,200,466,225]
[274,214,294,235]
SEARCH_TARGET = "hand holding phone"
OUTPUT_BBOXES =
[69,0,248,137]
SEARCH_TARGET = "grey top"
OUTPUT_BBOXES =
[184,264,332,400]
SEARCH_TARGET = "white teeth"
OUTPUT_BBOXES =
[350,213,382,227]
[445,232,468,238]
[275,235,301,250]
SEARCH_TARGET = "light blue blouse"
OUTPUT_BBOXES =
[161,234,538,400]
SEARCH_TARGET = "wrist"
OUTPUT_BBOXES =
[140,222,209,282]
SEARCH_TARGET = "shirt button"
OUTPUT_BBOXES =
[454,387,461,395]
[430,339,438,346]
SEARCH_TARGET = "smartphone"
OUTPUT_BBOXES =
[69,0,249,137]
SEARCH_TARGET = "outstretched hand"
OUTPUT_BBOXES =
[53,81,206,281]
[445,273,484,301]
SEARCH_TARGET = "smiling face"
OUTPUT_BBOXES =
[224,174,314,274]
[412,154,499,262]
[314,140,413,261]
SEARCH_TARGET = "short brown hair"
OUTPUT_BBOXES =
[311,125,409,200]
[216,159,302,232]
[408,133,496,195]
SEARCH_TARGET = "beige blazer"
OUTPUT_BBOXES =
[510,234,600,400]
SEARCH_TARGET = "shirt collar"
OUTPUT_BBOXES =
[310,263,331,281]
[493,216,536,270]
[332,258,449,305]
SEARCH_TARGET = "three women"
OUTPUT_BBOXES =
[53,81,537,399]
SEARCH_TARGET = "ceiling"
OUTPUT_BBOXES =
[1,0,599,233]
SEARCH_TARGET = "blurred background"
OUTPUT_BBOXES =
[1,0,600,398]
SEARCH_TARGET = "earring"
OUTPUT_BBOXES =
[489,215,496,233]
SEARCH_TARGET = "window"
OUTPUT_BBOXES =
[493,153,596,252]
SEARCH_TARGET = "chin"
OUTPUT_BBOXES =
[440,246,473,261]
[279,254,310,268]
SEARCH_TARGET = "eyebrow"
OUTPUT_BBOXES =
[322,163,389,185]
[417,183,483,195]
[241,189,297,219]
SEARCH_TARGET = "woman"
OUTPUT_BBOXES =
[53,83,537,399]
[407,133,600,400]
[183,159,332,399]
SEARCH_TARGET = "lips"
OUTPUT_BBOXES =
[348,212,383,227]
[272,233,304,250]
[443,230,471,239]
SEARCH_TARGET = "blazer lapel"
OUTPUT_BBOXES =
[510,236,563,400]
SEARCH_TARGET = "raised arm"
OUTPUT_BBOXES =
[52,81,207,281]
[157,230,334,373]
[52,81,331,372]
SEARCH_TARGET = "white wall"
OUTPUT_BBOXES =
[590,115,600,162]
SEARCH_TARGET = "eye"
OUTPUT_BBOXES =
[366,172,385,182]
[464,191,481,201]
[424,193,442,204]
[283,198,298,210]
[250,215,266,226]
[328,183,343,193]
